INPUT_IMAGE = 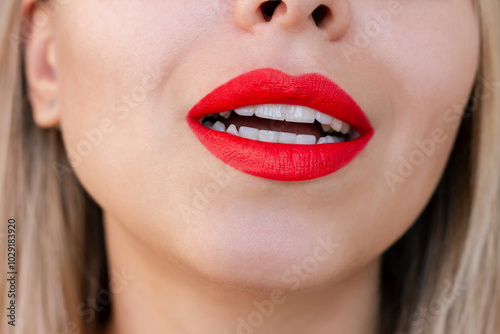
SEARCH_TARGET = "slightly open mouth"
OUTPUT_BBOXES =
[187,68,374,181]
[199,104,360,145]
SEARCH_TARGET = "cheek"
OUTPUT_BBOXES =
[351,0,478,244]
[54,1,216,207]
[384,0,478,187]
[53,1,249,271]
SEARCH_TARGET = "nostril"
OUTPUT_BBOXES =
[311,4,332,28]
[259,1,283,22]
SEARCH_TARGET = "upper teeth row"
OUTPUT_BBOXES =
[216,104,351,135]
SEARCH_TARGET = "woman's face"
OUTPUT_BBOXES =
[32,0,478,290]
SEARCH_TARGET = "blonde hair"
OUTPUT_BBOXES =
[1,0,499,333]
[1,1,108,333]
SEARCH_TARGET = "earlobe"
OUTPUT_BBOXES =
[23,0,60,129]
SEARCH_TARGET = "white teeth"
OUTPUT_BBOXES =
[204,122,350,145]
[212,121,226,132]
[202,104,357,144]
[212,105,353,136]
[296,134,316,145]
[239,126,259,140]
[316,135,345,144]
[315,111,334,125]
[226,124,239,136]
[255,105,286,121]
[278,132,297,144]
[220,110,232,119]
[321,124,332,132]
[315,110,352,136]
[258,130,279,143]
[285,106,316,123]
[320,116,352,136]
[330,118,343,132]
[340,122,350,135]
[234,107,255,117]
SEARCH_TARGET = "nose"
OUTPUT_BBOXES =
[232,0,351,41]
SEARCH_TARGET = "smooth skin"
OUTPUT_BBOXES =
[23,0,479,333]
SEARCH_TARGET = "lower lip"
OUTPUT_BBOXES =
[188,119,374,181]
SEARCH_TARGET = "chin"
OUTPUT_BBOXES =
[177,210,344,294]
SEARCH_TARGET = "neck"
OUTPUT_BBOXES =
[102,215,381,334]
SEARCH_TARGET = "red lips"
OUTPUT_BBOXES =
[187,68,374,181]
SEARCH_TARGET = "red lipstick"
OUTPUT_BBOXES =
[187,68,374,181]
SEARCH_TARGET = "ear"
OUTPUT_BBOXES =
[23,0,60,128]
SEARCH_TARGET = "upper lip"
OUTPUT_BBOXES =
[187,68,373,135]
